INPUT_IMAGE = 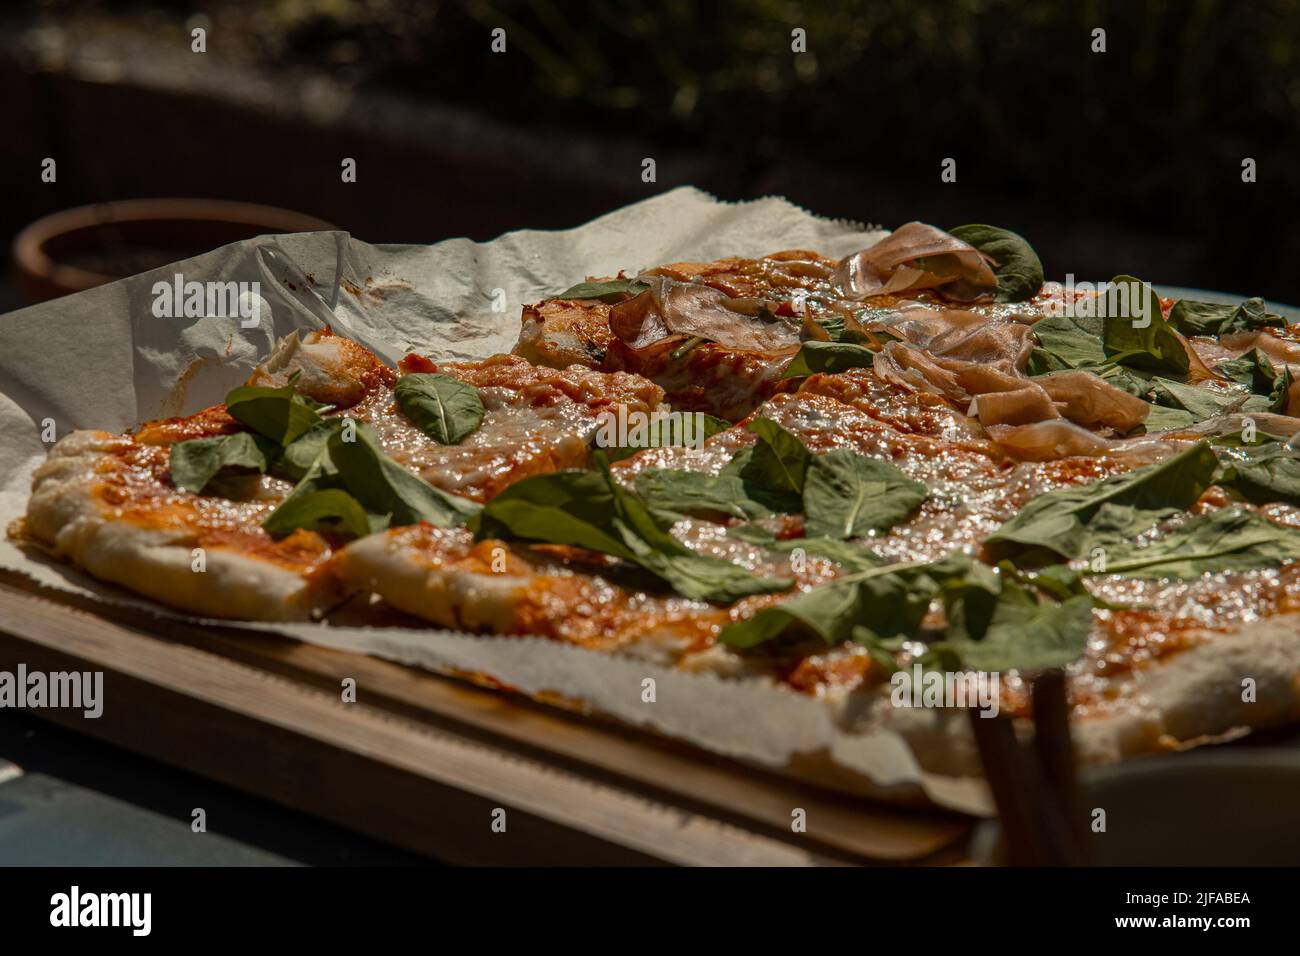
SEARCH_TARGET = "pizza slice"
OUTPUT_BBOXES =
[19,328,668,621]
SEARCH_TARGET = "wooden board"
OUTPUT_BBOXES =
[0,573,971,865]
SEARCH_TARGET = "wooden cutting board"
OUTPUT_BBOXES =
[0,572,971,865]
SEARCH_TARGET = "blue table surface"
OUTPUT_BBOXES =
[0,712,428,866]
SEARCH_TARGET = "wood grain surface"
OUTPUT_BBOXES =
[0,573,971,865]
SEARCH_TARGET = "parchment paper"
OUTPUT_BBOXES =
[0,187,991,815]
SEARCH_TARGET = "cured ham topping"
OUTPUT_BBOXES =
[833,222,999,302]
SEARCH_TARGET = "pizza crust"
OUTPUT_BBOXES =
[333,527,522,632]
[830,615,1300,782]
[26,430,330,621]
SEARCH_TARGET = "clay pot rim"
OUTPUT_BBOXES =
[12,198,336,299]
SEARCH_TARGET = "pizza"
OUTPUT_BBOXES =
[16,220,1300,786]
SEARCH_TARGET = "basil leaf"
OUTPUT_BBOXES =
[634,469,773,520]
[767,536,890,573]
[327,423,480,528]
[721,549,1096,671]
[474,457,791,603]
[557,278,650,303]
[276,418,344,482]
[1026,312,1107,373]
[1217,348,1275,391]
[802,449,928,539]
[473,470,632,556]
[394,373,485,445]
[1168,297,1285,337]
[262,488,386,539]
[780,341,877,380]
[922,557,1095,670]
[1087,507,1300,578]
[169,431,272,493]
[726,522,781,545]
[1094,363,1154,397]
[1100,275,1188,375]
[1271,365,1295,414]
[1209,428,1288,449]
[812,314,849,342]
[720,560,933,649]
[604,413,729,463]
[739,417,811,495]
[929,590,1094,672]
[1218,447,1300,505]
[1212,348,1292,413]
[225,381,329,446]
[1148,377,1267,423]
[986,441,1219,563]
[1140,404,1197,433]
[631,547,792,605]
[263,421,476,537]
[948,224,1044,303]
[597,456,793,603]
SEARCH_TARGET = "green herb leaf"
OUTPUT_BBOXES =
[1026,312,1107,373]
[473,470,631,555]
[394,373,485,445]
[929,589,1095,671]
[1094,363,1154,397]
[262,488,386,539]
[1087,507,1300,578]
[604,413,729,463]
[263,421,477,538]
[738,417,811,495]
[766,536,890,572]
[720,560,933,649]
[634,469,773,520]
[276,418,343,482]
[473,456,791,603]
[948,224,1044,303]
[1211,348,1293,413]
[225,381,330,446]
[556,278,650,303]
[169,432,272,493]
[922,557,1096,670]
[721,550,1096,671]
[1148,377,1267,423]
[986,442,1219,563]
[780,341,877,380]
[802,449,928,539]
[1168,297,1285,337]
[1218,446,1300,505]
[327,423,481,527]
[1100,275,1188,375]
[1140,404,1197,433]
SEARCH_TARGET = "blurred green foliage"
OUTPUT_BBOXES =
[33,0,1300,233]
[257,0,1299,221]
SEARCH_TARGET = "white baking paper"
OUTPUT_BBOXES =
[0,187,991,816]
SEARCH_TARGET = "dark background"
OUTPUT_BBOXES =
[1,0,1297,301]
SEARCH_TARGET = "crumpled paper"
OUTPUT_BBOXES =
[0,186,993,815]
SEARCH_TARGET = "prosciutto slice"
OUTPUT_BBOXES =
[973,385,1061,428]
[931,322,1035,368]
[1220,331,1300,366]
[833,223,999,303]
[1037,371,1150,433]
[986,419,1117,461]
[955,365,1026,395]
[871,341,971,403]
[609,275,801,353]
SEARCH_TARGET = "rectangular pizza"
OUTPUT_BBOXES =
[15,221,1300,787]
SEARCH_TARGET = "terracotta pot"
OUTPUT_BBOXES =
[12,198,336,302]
